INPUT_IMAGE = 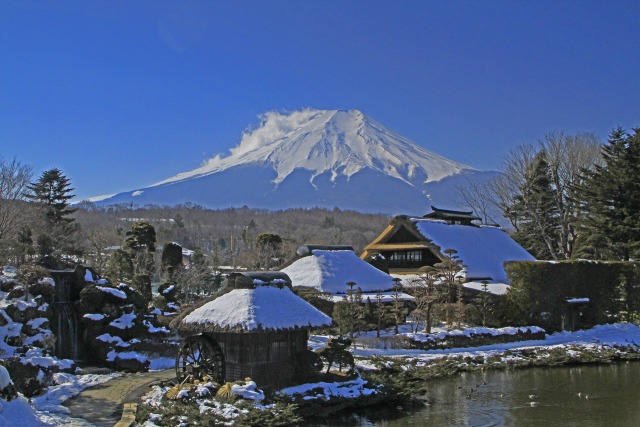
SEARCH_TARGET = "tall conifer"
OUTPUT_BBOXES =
[575,127,640,260]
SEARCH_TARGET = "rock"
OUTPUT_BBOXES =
[101,303,123,319]
[23,318,50,336]
[0,278,17,293]
[112,354,150,372]
[157,283,179,303]
[4,358,46,397]
[28,280,56,303]
[4,302,40,324]
[77,285,105,313]
[117,284,147,311]
[7,286,25,300]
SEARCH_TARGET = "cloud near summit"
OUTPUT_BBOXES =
[229,109,328,157]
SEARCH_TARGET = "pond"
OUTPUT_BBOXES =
[325,362,640,426]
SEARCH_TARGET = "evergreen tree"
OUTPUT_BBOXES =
[575,127,640,260]
[125,221,157,253]
[161,242,183,279]
[106,248,134,282]
[25,168,78,259]
[432,249,464,329]
[15,225,35,265]
[511,150,560,259]
[26,168,76,225]
[125,221,157,279]
[254,232,284,270]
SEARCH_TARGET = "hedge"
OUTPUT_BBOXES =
[503,260,640,331]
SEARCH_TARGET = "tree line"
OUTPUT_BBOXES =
[1,125,638,291]
[458,127,640,261]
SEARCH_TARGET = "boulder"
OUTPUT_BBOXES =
[101,303,123,319]
[6,286,25,300]
[28,279,56,303]
[117,284,147,311]
[4,302,40,324]
[77,285,105,313]
[111,353,150,372]
[3,358,46,397]
[0,278,17,293]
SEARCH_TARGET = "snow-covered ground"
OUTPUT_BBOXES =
[0,372,117,426]
[4,323,640,426]
[350,323,640,368]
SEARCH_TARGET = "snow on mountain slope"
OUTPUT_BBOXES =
[152,109,473,188]
[93,109,497,214]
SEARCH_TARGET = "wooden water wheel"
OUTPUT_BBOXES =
[175,335,225,384]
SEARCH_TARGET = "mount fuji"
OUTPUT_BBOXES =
[92,109,498,215]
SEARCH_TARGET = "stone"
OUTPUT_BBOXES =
[4,358,47,397]
[112,354,150,372]
[6,286,25,300]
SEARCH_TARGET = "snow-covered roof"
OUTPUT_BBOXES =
[282,249,394,294]
[329,291,415,303]
[462,281,511,296]
[179,285,332,332]
[411,219,535,283]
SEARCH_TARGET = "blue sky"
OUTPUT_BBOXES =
[1,0,638,200]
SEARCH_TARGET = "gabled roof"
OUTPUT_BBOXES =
[410,218,535,282]
[424,206,481,223]
[281,248,395,294]
[361,216,535,283]
[179,285,332,333]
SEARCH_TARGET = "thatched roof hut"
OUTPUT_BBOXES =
[176,272,332,389]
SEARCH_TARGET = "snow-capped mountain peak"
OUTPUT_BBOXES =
[94,108,497,215]
[153,109,474,188]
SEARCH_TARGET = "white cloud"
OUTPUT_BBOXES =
[229,109,326,157]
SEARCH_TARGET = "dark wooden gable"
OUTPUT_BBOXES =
[386,225,420,243]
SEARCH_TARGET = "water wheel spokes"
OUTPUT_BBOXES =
[176,335,225,384]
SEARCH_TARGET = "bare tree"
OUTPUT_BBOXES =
[0,157,32,243]
[457,132,601,259]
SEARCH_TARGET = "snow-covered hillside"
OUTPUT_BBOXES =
[92,109,498,214]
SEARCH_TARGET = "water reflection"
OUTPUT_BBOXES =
[323,363,640,426]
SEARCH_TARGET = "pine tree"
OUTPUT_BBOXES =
[511,150,560,259]
[26,168,78,259]
[161,241,183,279]
[126,221,156,272]
[125,221,157,253]
[575,127,640,260]
[26,168,76,225]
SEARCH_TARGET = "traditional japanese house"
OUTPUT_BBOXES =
[176,271,332,389]
[281,245,415,314]
[360,207,535,283]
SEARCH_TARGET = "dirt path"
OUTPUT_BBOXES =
[63,369,175,427]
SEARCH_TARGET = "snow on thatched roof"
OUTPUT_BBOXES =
[179,285,332,333]
[282,249,394,294]
[411,219,535,283]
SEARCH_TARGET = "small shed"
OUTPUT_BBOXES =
[177,272,332,389]
[561,297,590,331]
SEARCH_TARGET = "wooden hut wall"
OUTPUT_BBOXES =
[209,329,309,388]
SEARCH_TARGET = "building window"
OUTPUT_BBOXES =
[386,249,438,268]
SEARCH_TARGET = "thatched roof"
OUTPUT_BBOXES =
[282,248,394,294]
[178,285,333,333]
[411,218,535,282]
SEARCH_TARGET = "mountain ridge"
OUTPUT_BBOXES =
[91,109,497,215]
